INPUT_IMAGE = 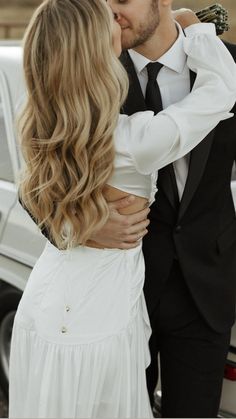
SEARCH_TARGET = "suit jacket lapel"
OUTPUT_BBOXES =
[157,164,179,210]
[178,71,215,221]
[120,51,146,114]
[178,130,215,221]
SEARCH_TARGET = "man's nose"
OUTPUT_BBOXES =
[107,1,122,23]
[114,12,122,23]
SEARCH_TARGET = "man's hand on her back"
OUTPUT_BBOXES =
[172,8,200,29]
[91,196,150,249]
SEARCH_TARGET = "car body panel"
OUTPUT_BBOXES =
[0,254,31,292]
[220,325,236,416]
[0,45,46,270]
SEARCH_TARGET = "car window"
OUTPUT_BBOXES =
[0,94,14,182]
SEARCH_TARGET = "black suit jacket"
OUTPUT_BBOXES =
[120,42,236,333]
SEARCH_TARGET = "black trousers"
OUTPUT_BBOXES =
[146,260,231,418]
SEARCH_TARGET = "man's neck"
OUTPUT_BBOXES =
[133,20,178,61]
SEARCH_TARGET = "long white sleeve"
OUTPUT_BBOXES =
[124,23,236,175]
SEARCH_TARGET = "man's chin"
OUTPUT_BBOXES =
[121,39,134,51]
[121,33,143,51]
[121,31,134,50]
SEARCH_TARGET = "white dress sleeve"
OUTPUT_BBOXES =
[123,23,236,175]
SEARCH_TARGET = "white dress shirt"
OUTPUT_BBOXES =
[128,23,191,200]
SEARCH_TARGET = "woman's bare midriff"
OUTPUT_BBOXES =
[86,185,149,249]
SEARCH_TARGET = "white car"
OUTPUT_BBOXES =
[0,43,45,396]
[0,44,236,416]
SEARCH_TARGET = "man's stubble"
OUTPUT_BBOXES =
[121,0,160,50]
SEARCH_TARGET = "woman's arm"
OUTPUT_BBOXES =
[125,23,236,175]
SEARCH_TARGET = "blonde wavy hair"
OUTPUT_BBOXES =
[19,0,128,249]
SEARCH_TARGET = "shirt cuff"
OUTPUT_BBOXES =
[185,22,216,37]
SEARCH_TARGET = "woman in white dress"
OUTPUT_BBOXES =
[9,0,236,418]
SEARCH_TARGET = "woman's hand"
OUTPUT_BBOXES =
[172,8,200,29]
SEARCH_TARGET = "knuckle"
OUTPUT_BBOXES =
[122,218,130,227]
[140,220,147,229]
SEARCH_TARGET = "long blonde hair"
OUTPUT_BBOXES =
[19,0,128,249]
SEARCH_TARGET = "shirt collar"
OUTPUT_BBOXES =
[128,22,187,75]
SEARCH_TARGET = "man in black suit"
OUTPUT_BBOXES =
[93,0,236,416]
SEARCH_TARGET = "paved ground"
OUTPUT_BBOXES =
[0,387,8,418]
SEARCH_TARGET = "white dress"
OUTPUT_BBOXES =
[9,25,236,419]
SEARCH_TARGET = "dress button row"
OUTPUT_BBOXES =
[61,306,71,333]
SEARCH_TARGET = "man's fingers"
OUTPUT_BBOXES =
[118,241,141,250]
[92,225,149,250]
[124,228,149,244]
[118,228,149,249]
[125,207,150,225]
[125,219,150,235]
[108,195,135,211]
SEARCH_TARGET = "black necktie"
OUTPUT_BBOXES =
[145,62,163,114]
[145,62,180,208]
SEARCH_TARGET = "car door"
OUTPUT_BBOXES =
[0,46,45,268]
[0,48,20,243]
